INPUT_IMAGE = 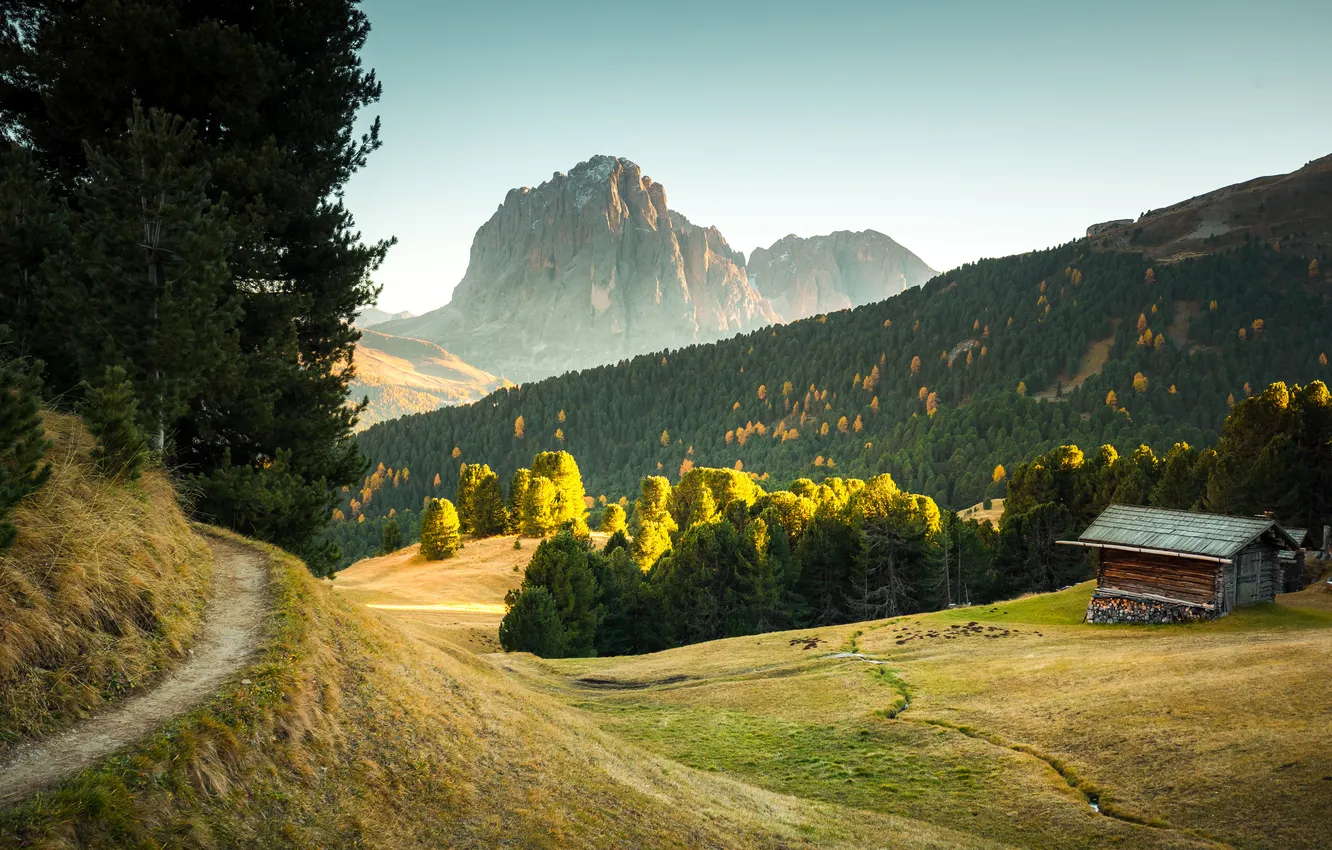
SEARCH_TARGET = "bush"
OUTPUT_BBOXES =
[419,498,460,560]
[498,586,565,657]
[0,336,52,551]
[81,365,149,482]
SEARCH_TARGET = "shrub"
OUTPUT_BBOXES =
[81,365,149,482]
[419,498,460,560]
[0,337,52,551]
[498,586,565,657]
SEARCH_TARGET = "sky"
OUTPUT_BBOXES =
[344,0,1332,315]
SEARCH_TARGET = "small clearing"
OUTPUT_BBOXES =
[1167,300,1201,347]
[0,536,266,803]
[1033,335,1115,400]
[332,533,605,653]
[958,498,1004,526]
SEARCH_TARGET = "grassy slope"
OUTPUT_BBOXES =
[8,435,1330,847]
[0,413,213,757]
[504,583,1332,850]
[1,531,986,848]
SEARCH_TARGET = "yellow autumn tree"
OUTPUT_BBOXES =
[871,396,880,413]
[925,392,939,416]
[514,415,525,439]
[993,465,1006,483]
[1133,372,1148,392]
[918,385,928,401]
[451,446,461,459]
[557,409,566,423]
[1137,313,1148,334]
[837,415,849,433]
[660,429,670,447]
[432,472,441,488]
[725,430,734,445]
[1016,381,1026,396]
[1145,267,1155,284]
[757,384,767,400]
[1321,352,1329,366]
[853,414,863,433]
[1310,259,1320,279]
[1106,390,1118,409]
[909,355,921,375]
[554,428,564,443]
[819,421,829,436]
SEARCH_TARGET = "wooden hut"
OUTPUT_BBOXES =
[1062,505,1301,624]
[1279,527,1310,593]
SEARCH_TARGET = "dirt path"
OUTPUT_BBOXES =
[0,536,267,803]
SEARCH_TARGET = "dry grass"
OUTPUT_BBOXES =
[0,412,212,757]
[2,532,993,849]
[1033,335,1115,400]
[500,584,1332,850]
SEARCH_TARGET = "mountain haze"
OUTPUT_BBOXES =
[350,330,512,429]
[748,230,937,320]
[379,156,778,382]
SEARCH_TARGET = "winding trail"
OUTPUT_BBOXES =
[0,536,267,803]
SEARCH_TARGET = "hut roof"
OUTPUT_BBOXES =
[1077,505,1300,560]
[1282,527,1309,547]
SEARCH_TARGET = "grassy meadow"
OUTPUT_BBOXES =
[349,536,1332,849]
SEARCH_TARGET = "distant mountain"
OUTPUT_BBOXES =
[1088,154,1332,261]
[748,230,937,320]
[350,330,512,430]
[354,307,416,328]
[377,155,779,382]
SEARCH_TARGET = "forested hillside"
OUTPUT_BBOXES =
[341,241,1329,551]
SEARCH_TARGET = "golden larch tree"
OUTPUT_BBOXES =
[557,409,566,423]
[1145,267,1155,284]
[514,415,525,439]
[993,464,1006,483]
[1133,372,1148,393]
[451,446,461,459]
[660,429,670,447]
[837,415,849,433]
[909,355,921,375]
[1106,390,1118,409]
[757,384,767,400]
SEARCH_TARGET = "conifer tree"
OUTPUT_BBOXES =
[419,498,461,560]
[2,2,390,572]
[470,465,506,538]
[631,475,677,569]
[599,503,627,535]
[521,476,559,536]
[506,468,532,533]
[498,586,565,657]
[531,450,587,531]
[381,517,401,554]
[0,334,52,552]
[81,365,150,482]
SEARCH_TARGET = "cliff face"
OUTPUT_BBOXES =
[380,156,776,381]
[748,230,937,320]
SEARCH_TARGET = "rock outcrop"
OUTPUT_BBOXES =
[379,156,777,382]
[747,230,936,321]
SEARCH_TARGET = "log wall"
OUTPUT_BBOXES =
[1097,550,1219,607]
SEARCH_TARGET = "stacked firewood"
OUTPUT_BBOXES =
[1087,595,1212,625]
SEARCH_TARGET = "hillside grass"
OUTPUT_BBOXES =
[502,581,1332,850]
[2,529,994,848]
[0,412,213,758]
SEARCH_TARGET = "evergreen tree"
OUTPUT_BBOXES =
[419,498,461,560]
[1151,442,1202,509]
[0,333,51,551]
[470,466,506,538]
[498,586,565,657]
[516,531,603,656]
[599,502,627,535]
[505,468,531,534]
[381,517,401,554]
[2,1,391,571]
[521,476,559,537]
[631,475,677,569]
[81,365,150,482]
[531,450,587,531]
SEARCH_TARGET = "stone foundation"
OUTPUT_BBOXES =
[1086,594,1217,625]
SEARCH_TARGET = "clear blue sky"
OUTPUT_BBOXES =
[344,0,1332,315]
